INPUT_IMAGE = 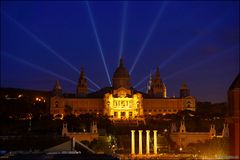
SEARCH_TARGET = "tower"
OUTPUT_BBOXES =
[179,82,190,98]
[171,123,177,133]
[76,67,88,97]
[146,72,153,93]
[90,121,98,134]
[222,123,229,137]
[179,121,186,133]
[209,124,216,137]
[62,122,68,136]
[112,58,131,89]
[52,80,62,96]
[151,67,167,97]
[227,73,240,156]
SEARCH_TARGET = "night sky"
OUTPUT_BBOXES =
[1,1,239,102]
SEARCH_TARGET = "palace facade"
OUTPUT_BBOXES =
[50,59,196,120]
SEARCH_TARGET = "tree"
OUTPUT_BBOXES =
[64,105,73,116]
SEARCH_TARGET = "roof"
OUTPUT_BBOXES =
[229,73,240,90]
[112,58,130,79]
[180,82,189,90]
[86,87,113,98]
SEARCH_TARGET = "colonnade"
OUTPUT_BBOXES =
[131,130,158,155]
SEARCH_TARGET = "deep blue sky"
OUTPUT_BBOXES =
[1,1,239,102]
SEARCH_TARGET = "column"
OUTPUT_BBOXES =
[146,130,150,154]
[131,130,135,154]
[153,130,158,154]
[139,130,143,155]
[126,111,129,119]
[118,111,121,119]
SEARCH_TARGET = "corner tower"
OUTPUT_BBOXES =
[179,82,190,98]
[76,67,88,97]
[150,67,167,97]
[112,58,131,89]
[52,80,62,96]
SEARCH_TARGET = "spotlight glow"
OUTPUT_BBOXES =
[2,11,80,74]
[118,1,128,62]
[86,76,100,89]
[139,86,147,92]
[2,11,101,90]
[130,2,167,74]
[2,52,77,85]
[134,70,154,88]
[163,46,238,81]
[133,73,150,88]
[88,87,96,92]
[159,15,227,70]
[85,2,112,86]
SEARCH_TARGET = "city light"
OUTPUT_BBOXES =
[35,97,45,102]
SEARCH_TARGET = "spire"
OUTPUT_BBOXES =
[171,123,177,133]
[77,67,88,97]
[150,67,167,97]
[55,80,62,90]
[179,120,186,133]
[155,67,160,79]
[112,58,131,89]
[52,80,62,96]
[180,81,190,98]
[62,122,68,136]
[209,124,216,137]
[147,72,153,93]
[222,123,229,137]
[79,67,85,80]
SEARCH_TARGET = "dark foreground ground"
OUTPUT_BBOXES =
[0,153,119,160]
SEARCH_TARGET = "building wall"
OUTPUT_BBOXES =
[170,132,211,147]
[143,96,195,115]
[104,88,144,120]
[64,133,99,142]
[228,78,240,157]
[50,96,103,116]
[50,95,196,117]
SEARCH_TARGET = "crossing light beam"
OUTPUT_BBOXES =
[133,74,150,89]
[2,10,101,90]
[85,1,112,86]
[118,1,128,62]
[130,2,167,74]
[86,76,100,89]
[163,46,239,81]
[159,15,228,70]
[134,69,154,89]
[1,11,80,74]
[2,52,77,85]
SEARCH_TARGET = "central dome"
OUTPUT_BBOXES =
[112,58,131,89]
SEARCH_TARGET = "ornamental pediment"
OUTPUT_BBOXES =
[113,87,131,98]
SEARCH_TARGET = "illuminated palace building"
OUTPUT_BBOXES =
[50,59,196,120]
